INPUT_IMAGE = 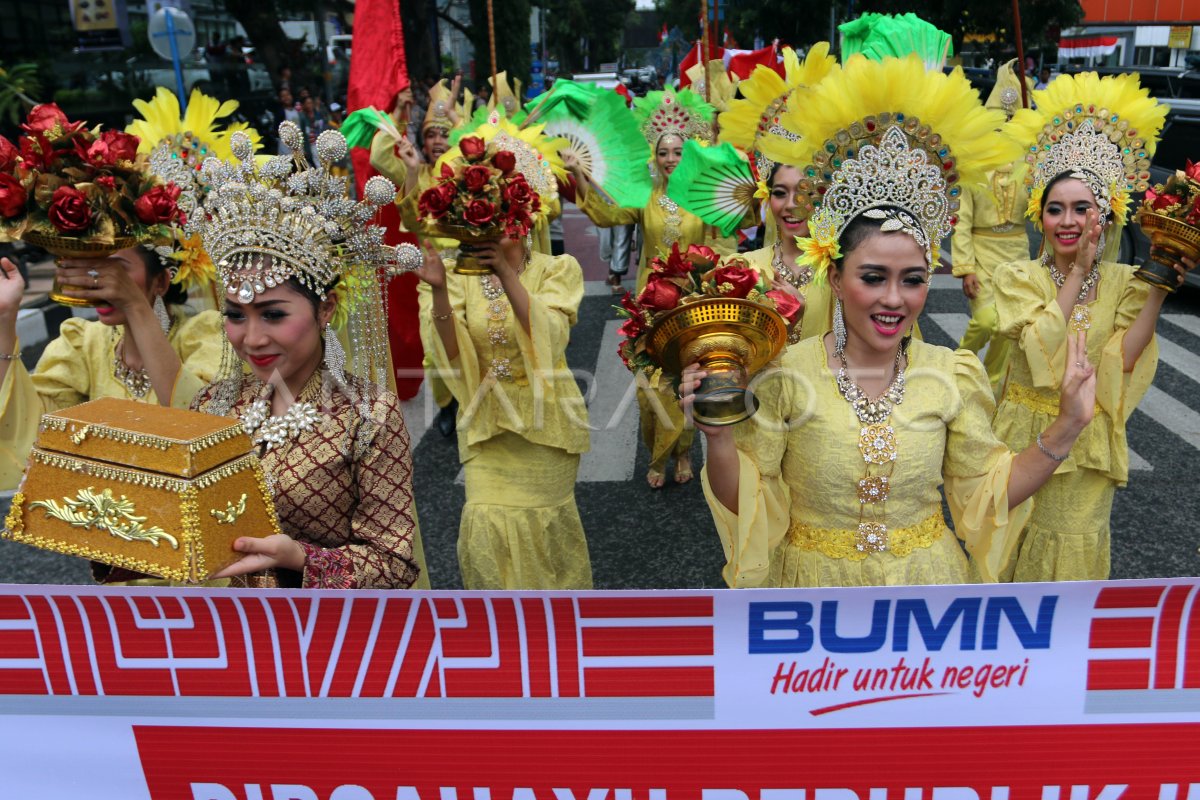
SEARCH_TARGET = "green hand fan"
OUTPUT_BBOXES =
[667,140,757,237]
[340,107,401,150]
[536,88,652,209]
[520,79,602,126]
[839,13,953,70]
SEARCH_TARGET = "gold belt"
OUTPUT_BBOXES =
[1004,382,1100,417]
[786,511,947,561]
[971,225,1023,237]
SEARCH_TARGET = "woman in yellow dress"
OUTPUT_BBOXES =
[184,124,426,589]
[415,137,591,590]
[993,72,1190,581]
[688,55,1097,588]
[565,88,735,488]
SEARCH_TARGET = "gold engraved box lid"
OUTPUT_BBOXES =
[4,397,281,583]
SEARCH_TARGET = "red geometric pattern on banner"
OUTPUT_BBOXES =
[0,593,715,699]
[1086,583,1200,691]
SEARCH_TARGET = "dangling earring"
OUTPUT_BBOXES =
[833,297,847,355]
[1095,230,1107,265]
[153,295,171,334]
[648,162,658,180]
[323,323,347,379]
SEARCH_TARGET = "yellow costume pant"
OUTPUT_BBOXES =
[639,382,694,473]
[958,260,1012,397]
[459,431,593,590]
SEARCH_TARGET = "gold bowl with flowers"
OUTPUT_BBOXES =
[22,231,139,308]
[424,223,502,276]
[648,297,787,426]
[1134,211,1200,293]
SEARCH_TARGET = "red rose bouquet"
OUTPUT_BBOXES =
[1134,159,1200,293]
[417,136,546,275]
[616,243,801,377]
[0,103,179,247]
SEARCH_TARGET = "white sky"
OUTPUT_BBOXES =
[635,0,656,9]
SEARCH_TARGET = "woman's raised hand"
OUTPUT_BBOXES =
[414,241,447,289]
[1074,208,1104,273]
[55,257,148,313]
[1058,329,1097,430]
[0,257,26,321]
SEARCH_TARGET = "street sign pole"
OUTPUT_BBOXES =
[164,9,188,114]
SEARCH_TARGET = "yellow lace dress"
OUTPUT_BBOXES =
[701,336,1031,588]
[951,165,1030,395]
[993,259,1156,581]
[579,184,736,474]
[418,252,592,589]
[0,309,224,490]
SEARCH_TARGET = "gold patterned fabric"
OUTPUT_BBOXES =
[191,373,422,589]
[0,309,224,491]
[993,258,1157,581]
[701,336,1031,588]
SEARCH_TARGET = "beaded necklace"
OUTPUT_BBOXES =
[834,344,906,555]
[1042,251,1100,332]
[478,260,526,383]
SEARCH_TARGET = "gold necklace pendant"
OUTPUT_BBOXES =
[858,422,898,465]
[1069,303,1092,332]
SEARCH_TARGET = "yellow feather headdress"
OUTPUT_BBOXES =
[127,88,263,291]
[1007,71,1167,230]
[761,54,1018,278]
[718,43,837,180]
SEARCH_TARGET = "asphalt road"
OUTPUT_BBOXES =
[2,210,1197,587]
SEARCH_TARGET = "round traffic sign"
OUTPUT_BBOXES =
[147,7,196,61]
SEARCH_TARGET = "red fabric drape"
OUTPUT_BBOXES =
[347,0,424,399]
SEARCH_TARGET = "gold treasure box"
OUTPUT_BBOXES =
[3,397,280,582]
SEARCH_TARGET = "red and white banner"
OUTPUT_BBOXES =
[1,580,1200,797]
[1058,35,1121,58]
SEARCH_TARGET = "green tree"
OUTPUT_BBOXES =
[538,0,635,73]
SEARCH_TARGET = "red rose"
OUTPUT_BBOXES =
[0,173,27,218]
[492,150,516,173]
[133,184,181,225]
[95,174,116,190]
[463,198,495,227]
[1147,188,1183,211]
[46,185,92,233]
[637,273,683,311]
[504,208,532,238]
[418,183,453,219]
[1187,195,1200,227]
[766,289,804,324]
[459,136,486,162]
[655,243,692,278]
[503,175,534,207]
[1185,160,1200,182]
[463,164,493,193]
[19,135,54,170]
[685,244,719,270]
[0,136,19,173]
[710,263,760,298]
[20,103,71,136]
[99,130,139,164]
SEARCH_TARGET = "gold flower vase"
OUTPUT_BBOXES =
[426,223,501,276]
[647,297,787,427]
[1133,211,1200,293]
[22,231,138,308]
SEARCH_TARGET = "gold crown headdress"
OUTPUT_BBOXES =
[128,87,263,292]
[1007,71,1166,228]
[984,59,1033,120]
[197,121,408,304]
[718,43,837,178]
[633,89,714,147]
[488,71,524,118]
[423,79,457,134]
[686,59,737,113]
[765,54,1017,276]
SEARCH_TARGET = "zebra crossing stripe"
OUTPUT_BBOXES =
[1162,314,1200,339]
[578,320,640,482]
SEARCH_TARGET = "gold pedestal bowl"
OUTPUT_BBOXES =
[424,223,501,276]
[648,297,787,427]
[22,231,138,308]
[1134,211,1200,293]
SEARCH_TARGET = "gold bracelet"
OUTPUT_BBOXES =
[432,310,454,321]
